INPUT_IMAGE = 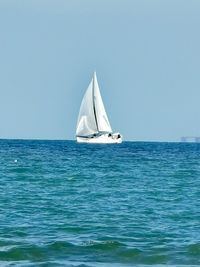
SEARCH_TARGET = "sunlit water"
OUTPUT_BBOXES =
[0,140,200,266]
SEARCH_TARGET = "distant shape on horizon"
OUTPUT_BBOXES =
[181,136,200,143]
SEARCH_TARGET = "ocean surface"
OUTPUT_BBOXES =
[0,140,200,267]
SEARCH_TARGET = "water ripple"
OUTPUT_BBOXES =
[0,140,200,265]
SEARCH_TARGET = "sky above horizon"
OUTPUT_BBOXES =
[0,0,200,141]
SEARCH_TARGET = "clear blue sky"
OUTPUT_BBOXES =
[0,0,200,141]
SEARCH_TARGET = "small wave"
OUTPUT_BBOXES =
[67,176,75,180]
[188,243,200,255]
[47,240,75,251]
[118,247,142,258]
[0,245,45,261]
[81,240,125,250]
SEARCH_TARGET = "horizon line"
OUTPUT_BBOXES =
[0,137,194,143]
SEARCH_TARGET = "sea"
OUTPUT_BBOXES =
[0,139,200,267]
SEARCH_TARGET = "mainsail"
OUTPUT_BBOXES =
[76,72,112,137]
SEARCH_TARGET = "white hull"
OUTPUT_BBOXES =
[77,133,122,144]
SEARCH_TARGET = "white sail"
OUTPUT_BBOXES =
[76,79,98,137]
[76,72,112,137]
[93,72,112,133]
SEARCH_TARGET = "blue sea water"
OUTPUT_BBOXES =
[0,139,200,266]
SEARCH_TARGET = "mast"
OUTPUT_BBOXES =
[92,72,99,132]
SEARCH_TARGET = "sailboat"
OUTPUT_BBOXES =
[76,72,122,144]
